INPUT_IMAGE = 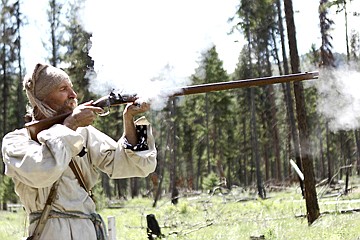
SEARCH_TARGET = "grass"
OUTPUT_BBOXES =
[1,183,360,240]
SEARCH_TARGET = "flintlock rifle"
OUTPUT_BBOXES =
[25,71,319,141]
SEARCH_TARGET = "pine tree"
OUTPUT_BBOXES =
[63,0,95,102]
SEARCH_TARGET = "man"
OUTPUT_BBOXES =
[1,63,157,239]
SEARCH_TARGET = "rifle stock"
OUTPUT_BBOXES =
[25,113,71,142]
[25,71,318,141]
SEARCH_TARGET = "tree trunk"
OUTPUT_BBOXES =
[317,123,326,179]
[2,22,8,137]
[267,85,282,181]
[284,0,320,224]
[153,120,170,207]
[185,124,194,190]
[354,130,360,175]
[343,1,350,62]
[205,93,211,174]
[258,97,270,181]
[343,131,352,194]
[101,172,111,199]
[241,116,248,185]
[276,0,289,75]
[114,179,127,200]
[196,145,205,190]
[271,30,283,75]
[48,0,64,66]
[15,2,25,128]
[169,99,179,204]
[326,122,333,183]
[277,0,301,187]
[284,82,304,195]
[250,88,265,198]
[216,126,225,181]
[130,178,139,198]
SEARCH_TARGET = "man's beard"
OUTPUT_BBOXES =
[56,98,78,115]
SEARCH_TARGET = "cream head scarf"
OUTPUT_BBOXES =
[23,63,73,119]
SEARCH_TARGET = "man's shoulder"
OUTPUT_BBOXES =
[2,128,28,145]
[4,128,27,138]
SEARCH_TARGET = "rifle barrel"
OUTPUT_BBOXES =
[172,71,319,96]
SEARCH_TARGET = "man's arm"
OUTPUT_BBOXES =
[123,102,150,145]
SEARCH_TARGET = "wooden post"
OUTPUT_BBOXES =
[107,216,116,240]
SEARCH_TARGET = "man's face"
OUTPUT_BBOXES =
[43,79,78,115]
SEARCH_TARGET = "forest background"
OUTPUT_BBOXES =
[1,0,360,227]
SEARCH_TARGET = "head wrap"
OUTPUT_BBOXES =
[23,63,72,118]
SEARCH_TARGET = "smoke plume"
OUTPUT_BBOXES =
[316,65,360,132]
[79,0,241,110]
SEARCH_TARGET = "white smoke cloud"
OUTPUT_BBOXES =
[316,65,360,132]
[79,0,241,110]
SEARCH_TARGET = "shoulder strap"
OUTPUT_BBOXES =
[69,159,90,193]
[29,158,91,240]
[28,179,60,240]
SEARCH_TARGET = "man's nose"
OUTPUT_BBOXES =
[69,88,77,98]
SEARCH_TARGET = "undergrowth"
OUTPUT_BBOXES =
[1,183,360,240]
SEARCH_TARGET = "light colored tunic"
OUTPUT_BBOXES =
[2,121,157,240]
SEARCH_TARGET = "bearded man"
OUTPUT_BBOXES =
[2,63,157,240]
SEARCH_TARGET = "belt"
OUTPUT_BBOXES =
[29,210,108,240]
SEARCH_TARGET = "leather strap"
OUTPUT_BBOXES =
[69,160,90,193]
[29,156,91,239]
[28,179,60,240]
[70,147,94,199]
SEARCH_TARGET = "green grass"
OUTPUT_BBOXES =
[1,184,360,240]
[0,209,28,239]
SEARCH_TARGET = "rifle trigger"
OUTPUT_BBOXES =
[98,107,110,117]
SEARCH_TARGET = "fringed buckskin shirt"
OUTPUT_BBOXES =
[2,119,157,240]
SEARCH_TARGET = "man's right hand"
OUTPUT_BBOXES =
[63,101,103,130]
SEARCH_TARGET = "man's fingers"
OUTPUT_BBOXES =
[127,102,150,113]
[81,100,94,106]
[122,101,151,119]
[86,105,105,114]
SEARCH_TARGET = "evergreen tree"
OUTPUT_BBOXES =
[62,0,95,102]
[184,46,233,189]
[0,0,22,138]
[0,0,24,208]
[47,0,65,66]
[319,0,335,67]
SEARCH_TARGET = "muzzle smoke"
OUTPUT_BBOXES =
[316,65,360,132]
[79,0,240,111]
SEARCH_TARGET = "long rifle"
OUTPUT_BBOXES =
[172,71,318,96]
[25,71,318,141]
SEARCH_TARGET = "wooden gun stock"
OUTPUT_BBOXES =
[25,112,72,142]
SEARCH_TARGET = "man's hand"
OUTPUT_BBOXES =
[63,101,103,130]
[123,102,150,145]
[123,102,150,119]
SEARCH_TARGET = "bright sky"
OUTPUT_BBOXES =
[22,0,242,93]
[293,0,360,56]
[81,0,242,95]
[21,0,359,93]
